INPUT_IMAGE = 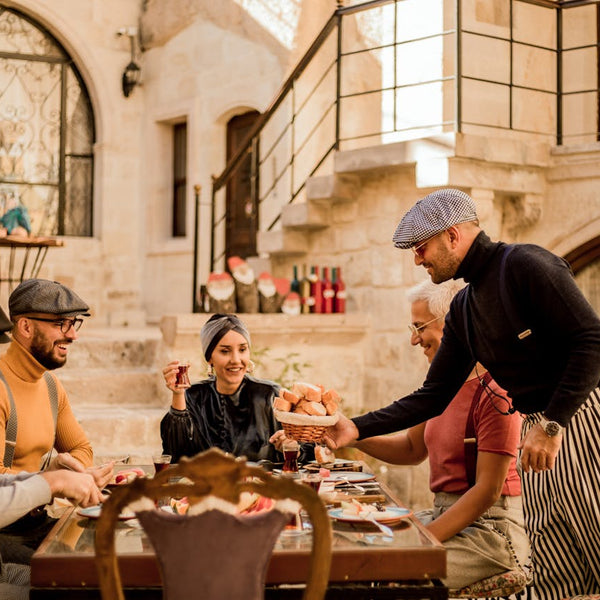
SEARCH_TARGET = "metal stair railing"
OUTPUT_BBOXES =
[203,0,600,286]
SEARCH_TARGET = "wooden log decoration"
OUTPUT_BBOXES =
[257,272,279,313]
[206,271,236,313]
[227,256,259,313]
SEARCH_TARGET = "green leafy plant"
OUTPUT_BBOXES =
[251,347,311,389]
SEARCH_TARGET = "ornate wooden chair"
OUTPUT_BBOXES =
[449,567,531,600]
[95,448,332,600]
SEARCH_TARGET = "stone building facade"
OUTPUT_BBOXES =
[1,0,600,505]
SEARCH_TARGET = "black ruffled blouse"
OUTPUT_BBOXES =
[160,375,282,463]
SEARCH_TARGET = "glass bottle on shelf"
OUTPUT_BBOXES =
[333,266,346,313]
[310,266,323,313]
[321,266,334,313]
[300,264,311,314]
[290,265,300,295]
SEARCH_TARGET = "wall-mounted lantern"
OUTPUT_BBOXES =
[117,27,141,98]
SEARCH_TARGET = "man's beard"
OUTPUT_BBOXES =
[30,329,68,370]
[426,245,461,284]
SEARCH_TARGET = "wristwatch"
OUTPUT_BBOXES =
[539,416,563,437]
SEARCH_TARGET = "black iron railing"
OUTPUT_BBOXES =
[205,0,599,284]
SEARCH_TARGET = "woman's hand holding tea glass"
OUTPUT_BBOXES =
[163,360,191,410]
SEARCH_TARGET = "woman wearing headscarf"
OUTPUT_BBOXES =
[160,313,282,463]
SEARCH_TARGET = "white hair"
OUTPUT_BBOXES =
[406,278,467,319]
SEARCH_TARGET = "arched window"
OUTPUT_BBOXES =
[0,6,94,237]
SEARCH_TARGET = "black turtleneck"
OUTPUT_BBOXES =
[354,231,600,438]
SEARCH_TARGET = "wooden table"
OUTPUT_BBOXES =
[0,235,64,296]
[30,473,447,599]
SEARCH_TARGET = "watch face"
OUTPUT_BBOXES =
[544,421,561,437]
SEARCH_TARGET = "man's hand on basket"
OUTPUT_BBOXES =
[322,412,359,450]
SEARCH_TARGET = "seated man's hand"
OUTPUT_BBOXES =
[41,470,103,508]
[49,452,85,472]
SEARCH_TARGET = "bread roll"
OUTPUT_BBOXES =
[273,397,292,411]
[322,389,340,404]
[315,445,336,465]
[292,381,322,402]
[323,399,338,415]
[281,388,300,405]
[304,401,327,416]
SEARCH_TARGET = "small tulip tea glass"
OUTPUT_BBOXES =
[282,439,300,474]
[302,472,322,493]
[174,360,191,389]
[152,454,172,474]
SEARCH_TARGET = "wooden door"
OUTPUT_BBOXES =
[226,111,260,259]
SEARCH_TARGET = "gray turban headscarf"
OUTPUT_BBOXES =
[201,313,251,361]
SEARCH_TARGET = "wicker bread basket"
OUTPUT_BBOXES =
[274,409,339,443]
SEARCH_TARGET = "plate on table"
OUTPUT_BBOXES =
[328,506,412,524]
[324,471,376,484]
[77,505,136,521]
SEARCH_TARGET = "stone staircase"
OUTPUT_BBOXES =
[59,326,172,464]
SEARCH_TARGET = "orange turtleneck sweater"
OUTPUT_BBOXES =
[0,339,93,474]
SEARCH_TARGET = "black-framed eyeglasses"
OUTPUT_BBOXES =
[26,317,84,334]
[408,315,442,337]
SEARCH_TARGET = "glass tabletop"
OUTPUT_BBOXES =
[32,466,446,588]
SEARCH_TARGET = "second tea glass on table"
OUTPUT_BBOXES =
[152,454,172,474]
[301,472,322,493]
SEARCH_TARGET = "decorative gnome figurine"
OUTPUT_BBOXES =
[206,271,236,313]
[281,291,301,315]
[257,272,279,313]
[227,256,259,313]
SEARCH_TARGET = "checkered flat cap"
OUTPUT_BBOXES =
[393,189,477,249]
[9,278,90,319]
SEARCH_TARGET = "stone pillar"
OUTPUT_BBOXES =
[469,188,501,240]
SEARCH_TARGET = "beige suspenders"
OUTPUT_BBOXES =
[1,371,58,468]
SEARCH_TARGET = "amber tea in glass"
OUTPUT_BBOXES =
[175,361,191,389]
[282,440,299,473]
[153,454,172,474]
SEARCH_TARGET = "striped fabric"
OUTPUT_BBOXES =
[0,562,30,600]
[392,188,477,249]
[521,390,600,600]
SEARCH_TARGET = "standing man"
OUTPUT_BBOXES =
[325,189,600,600]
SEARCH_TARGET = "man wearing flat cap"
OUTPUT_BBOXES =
[326,189,600,599]
[0,279,112,565]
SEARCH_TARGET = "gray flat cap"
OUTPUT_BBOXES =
[9,279,90,319]
[393,188,477,249]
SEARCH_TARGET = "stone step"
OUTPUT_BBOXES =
[257,229,309,256]
[306,173,359,203]
[60,367,169,407]
[281,201,330,230]
[63,327,166,370]
[74,405,166,464]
